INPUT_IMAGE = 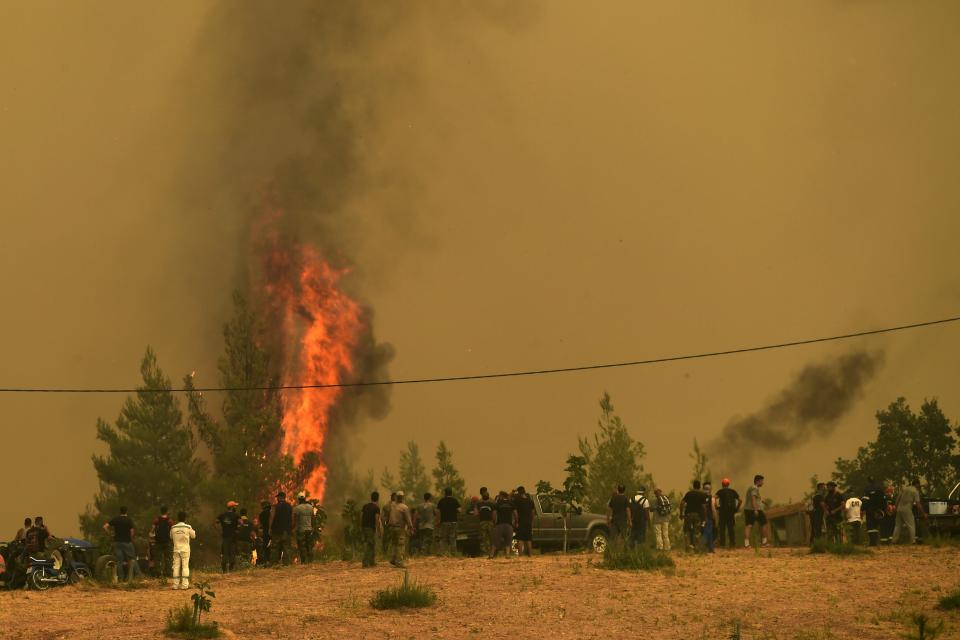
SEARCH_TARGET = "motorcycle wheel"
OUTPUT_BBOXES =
[94,555,117,584]
[30,569,50,591]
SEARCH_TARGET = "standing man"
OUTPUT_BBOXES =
[892,479,923,544]
[215,501,239,573]
[809,482,826,544]
[651,487,672,552]
[269,491,293,565]
[103,506,142,582]
[743,475,770,548]
[150,506,173,579]
[844,490,863,544]
[382,493,396,555]
[680,480,708,550]
[715,478,741,549]
[169,511,195,590]
[628,487,650,548]
[388,491,413,568]
[236,508,254,566]
[257,500,272,566]
[476,487,495,558]
[360,491,382,568]
[824,482,844,544]
[514,486,536,557]
[14,518,31,543]
[702,481,717,553]
[879,485,897,544]
[436,488,461,556]
[294,492,315,564]
[607,485,632,542]
[492,491,517,558]
[415,493,437,556]
[862,477,885,547]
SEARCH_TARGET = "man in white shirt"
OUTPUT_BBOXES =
[843,492,863,545]
[170,511,196,590]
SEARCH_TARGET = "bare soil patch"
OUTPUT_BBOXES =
[2,546,959,639]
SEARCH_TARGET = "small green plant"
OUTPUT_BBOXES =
[937,589,960,611]
[600,541,675,571]
[809,539,871,556]
[369,572,437,610]
[165,604,219,639]
[191,581,216,625]
[570,562,582,575]
[729,620,742,640]
[903,613,944,640]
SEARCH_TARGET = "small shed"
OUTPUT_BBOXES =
[765,502,810,546]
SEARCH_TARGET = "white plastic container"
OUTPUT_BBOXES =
[928,501,948,515]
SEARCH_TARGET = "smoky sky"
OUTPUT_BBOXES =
[706,351,884,478]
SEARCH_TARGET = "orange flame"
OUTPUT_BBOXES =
[257,203,363,503]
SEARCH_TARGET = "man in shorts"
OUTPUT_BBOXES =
[514,486,536,557]
[492,491,517,558]
[743,475,769,548]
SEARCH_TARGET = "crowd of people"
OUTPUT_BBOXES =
[0,473,939,590]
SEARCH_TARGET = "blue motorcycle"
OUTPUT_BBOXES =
[27,538,94,590]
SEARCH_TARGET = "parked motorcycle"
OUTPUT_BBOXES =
[27,539,94,590]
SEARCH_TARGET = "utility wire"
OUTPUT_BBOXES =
[1,314,958,394]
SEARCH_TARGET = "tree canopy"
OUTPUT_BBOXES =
[432,440,466,502]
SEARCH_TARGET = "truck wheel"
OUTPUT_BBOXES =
[95,555,117,584]
[589,529,609,554]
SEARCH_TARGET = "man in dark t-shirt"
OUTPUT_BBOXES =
[270,492,294,565]
[810,482,826,544]
[514,487,536,557]
[715,479,741,549]
[824,482,844,543]
[257,501,272,566]
[103,506,142,581]
[216,501,239,572]
[607,485,632,540]
[492,492,517,558]
[436,488,461,556]
[475,487,496,557]
[680,481,708,550]
[360,491,382,568]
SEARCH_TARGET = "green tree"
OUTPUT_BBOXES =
[690,438,712,486]
[431,440,466,502]
[833,397,957,495]
[380,467,398,494]
[560,454,588,507]
[185,292,294,511]
[399,441,431,503]
[578,392,653,512]
[80,347,207,539]
[535,480,555,495]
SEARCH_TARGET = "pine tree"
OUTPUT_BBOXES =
[80,347,207,539]
[399,441,431,503]
[380,467,398,494]
[185,292,294,512]
[431,440,466,502]
[578,392,653,512]
[690,438,712,485]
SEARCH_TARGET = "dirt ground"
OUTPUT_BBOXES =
[2,546,959,640]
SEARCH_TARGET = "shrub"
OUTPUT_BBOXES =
[809,539,871,556]
[370,572,437,610]
[165,604,220,639]
[937,589,960,611]
[600,541,675,571]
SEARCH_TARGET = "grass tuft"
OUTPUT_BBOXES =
[937,589,960,611]
[600,541,675,571]
[369,572,437,610]
[165,604,220,638]
[809,539,872,556]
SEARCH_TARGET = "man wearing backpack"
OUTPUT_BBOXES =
[150,506,174,579]
[715,478,741,549]
[629,487,650,547]
[652,487,672,551]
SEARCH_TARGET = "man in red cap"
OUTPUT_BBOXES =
[715,478,741,549]
[215,500,240,572]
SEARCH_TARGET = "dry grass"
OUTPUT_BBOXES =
[0,547,957,639]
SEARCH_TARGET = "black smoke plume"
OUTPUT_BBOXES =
[706,350,884,478]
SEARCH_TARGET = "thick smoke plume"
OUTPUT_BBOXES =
[176,3,532,506]
[706,350,884,478]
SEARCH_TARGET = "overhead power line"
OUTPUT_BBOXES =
[1,314,957,394]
